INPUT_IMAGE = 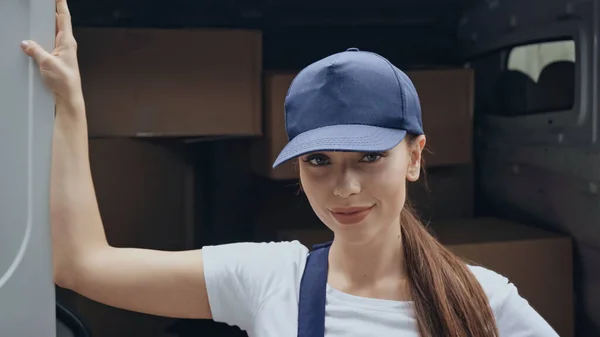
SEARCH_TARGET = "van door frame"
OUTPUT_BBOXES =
[0,0,57,335]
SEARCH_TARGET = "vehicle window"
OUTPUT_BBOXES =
[470,39,576,117]
[507,40,575,82]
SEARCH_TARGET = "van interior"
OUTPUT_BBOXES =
[41,0,595,336]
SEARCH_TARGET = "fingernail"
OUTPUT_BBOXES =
[20,40,30,48]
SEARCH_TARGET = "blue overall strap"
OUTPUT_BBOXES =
[298,241,333,337]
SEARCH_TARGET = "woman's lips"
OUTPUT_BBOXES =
[330,206,374,225]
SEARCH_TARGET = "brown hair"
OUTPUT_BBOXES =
[403,134,499,336]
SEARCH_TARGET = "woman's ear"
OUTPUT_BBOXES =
[406,135,426,182]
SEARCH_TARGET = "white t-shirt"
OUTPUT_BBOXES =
[202,240,559,337]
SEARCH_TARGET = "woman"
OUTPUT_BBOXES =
[22,1,559,336]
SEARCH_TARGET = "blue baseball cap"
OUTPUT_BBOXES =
[272,48,425,168]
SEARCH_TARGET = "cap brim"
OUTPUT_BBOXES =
[272,124,407,168]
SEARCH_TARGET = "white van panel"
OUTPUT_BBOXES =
[0,0,56,335]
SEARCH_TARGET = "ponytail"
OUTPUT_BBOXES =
[401,200,499,336]
[401,133,498,336]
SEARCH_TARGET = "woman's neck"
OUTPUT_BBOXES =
[328,220,406,290]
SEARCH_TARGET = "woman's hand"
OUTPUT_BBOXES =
[21,0,82,106]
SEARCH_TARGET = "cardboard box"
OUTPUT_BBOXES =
[75,28,263,138]
[406,69,474,168]
[251,72,298,180]
[251,68,474,180]
[407,164,474,221]
[55,139,195,337]
[278,217,573,337]
[89,139,194,251]
[431,218,574,337]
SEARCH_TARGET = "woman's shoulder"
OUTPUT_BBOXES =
[467,265,559,335]
[467,265,513,304]
[201,241,311,330]
[467,265,529,317]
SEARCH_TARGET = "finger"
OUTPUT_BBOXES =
[56,0,73,36]
[55,13,60,49]
[56,0,70,16]
[21,40,53,66]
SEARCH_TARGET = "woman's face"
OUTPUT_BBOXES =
[299,135,426,245]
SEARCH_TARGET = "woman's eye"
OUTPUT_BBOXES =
[307,155,330,166]
[361,153,382,163]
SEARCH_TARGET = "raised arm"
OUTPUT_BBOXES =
[21,0,211,320]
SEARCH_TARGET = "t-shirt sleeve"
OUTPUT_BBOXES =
[470,266,560,337]
[202,240,308,331]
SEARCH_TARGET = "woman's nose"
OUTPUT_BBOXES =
[332,170,361,198]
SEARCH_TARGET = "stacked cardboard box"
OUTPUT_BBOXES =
[62,27,264,337]
[75,27,262,138]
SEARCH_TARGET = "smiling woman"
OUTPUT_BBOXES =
[21,1,559,336]
[202,49,556,337]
